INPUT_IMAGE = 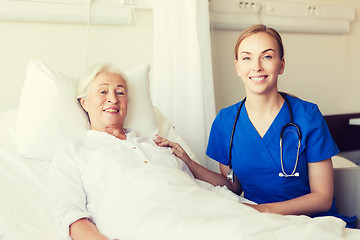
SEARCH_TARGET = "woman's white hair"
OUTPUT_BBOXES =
[77,63,128,99]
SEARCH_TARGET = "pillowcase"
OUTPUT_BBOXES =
[17,60,157,161]
[123,64,157,136]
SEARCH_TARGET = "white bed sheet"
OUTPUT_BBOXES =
[97,166,360,240]
[0,110,65,240]
[0,109,359,239]
[0,107,201,239]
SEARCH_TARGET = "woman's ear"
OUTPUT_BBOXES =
[79,98,88,112]
[279,58,285,75]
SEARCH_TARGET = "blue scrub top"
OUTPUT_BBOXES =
[206,95,356,227]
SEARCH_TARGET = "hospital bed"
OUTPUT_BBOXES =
[0,60,359,239]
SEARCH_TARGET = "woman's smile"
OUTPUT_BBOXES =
[103,107,120,113]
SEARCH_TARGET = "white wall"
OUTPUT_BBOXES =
[211,0,360,115]
[0,8,153,111]
[0,0,359,117]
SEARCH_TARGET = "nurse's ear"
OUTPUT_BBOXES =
[279,58,285,75]
[234,59,241,77]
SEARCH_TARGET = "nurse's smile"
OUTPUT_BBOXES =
[249,75,268,83]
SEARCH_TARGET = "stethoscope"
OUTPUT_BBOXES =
[227,92,302,183]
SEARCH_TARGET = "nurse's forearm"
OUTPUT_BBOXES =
[153,136,242,194]
[247,192,332,216]
[186,159,242,195]
[250,159,334,216]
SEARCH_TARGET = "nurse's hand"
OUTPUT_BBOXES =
[155,135,243,194]
[242,203,271,213]
[153,135,192,165]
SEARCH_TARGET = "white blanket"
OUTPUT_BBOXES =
[97,166,360,240]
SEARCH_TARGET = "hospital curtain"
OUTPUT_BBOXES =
[152,0,217,171]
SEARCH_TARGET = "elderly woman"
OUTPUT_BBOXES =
[49,63,192,240]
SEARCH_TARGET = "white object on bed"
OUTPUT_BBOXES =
[97,166,360,240]
[331,155,359,229]
[332,155,359,168]
[0,109,61,239]
[333,164,360,229]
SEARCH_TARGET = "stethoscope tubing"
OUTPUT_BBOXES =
[227,92,302,182]
[228,98,246,170]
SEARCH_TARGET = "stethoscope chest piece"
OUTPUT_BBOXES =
[279,172,300,177]
[227,169,234,183]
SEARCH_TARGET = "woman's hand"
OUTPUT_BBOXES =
[153,135,191,164]
[69,218,118,240]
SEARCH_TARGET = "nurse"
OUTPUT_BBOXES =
[156,24,356,227]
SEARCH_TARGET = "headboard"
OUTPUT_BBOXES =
[324,113,360,152]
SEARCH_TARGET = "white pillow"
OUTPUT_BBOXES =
[17,60,157,161]
[123,64,157,136]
